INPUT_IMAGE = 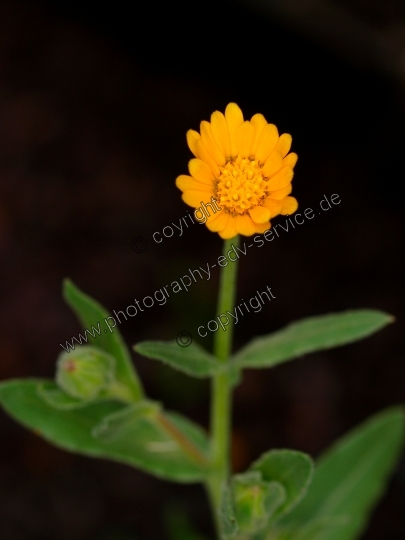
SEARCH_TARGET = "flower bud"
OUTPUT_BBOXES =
[233,471,284,533]
[56,346,115,400]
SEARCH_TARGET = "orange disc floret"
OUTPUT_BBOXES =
[175,103,298,239]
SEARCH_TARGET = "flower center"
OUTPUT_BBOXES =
[214,156,267,215]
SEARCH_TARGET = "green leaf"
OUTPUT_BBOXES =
[232,471,286,533]
[279,407,405,540]
[0,379,210,483]
[63,279,143,401]
[134,340,241,386]
[91,400,161,439]
[37,381,94,410]
[233,310,393,369]
[269,516,349,540]
[219,482,238,539]
[251,450,314,521]
[134,340,223,378]
[91,401,211,480]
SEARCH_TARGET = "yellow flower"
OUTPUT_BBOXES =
[175,103,298,239]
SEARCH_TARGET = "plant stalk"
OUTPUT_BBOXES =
[207,235,240,537]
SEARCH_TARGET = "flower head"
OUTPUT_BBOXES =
[176,103,298,239]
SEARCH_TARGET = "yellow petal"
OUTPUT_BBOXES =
[219,215,238,239]
[255,123,279,164]
[200,120,226,166]
[206,210,228,232]
[255,221,271,233]
[186,130,200,158]
[250,114,267,156]
[281,196,298,215]
[263,198,282,217]
[261,150,283,177]
[275,133,292,158]
[268,184,292,200]
[196,139,220,176]
[235,214,256,236]
[249,206,271,224]
[182,191,212,208]
[176,174,213,193]
[210,111,231,158]
[283,152,298,169]
[188,158,215,185]
[267,167,294,191]
[225,103,244,157]
[236,121,255,158]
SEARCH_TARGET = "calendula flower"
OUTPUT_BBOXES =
[176,103,298,239]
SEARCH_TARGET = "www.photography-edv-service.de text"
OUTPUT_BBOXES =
[60,193,341,351]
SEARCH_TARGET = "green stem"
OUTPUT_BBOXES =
[214,236,240,363]
[207,235,240,537]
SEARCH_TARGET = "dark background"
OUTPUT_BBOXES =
[1,0,405,538]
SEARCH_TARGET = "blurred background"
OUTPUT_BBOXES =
[1,0,405,538]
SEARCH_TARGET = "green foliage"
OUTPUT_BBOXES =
[0,378,121,451]
[63,279,144,401]
[37,381,96,410]
[269,516,349,540]
[251,450,314,521]
[274,407,405,540]
[232,310,393,370]
[232,471,286,534]
[216,452,312,538]
[91,402,211,481]
[134,340,223,378]
[0,278,402,540]
[226,409,405,540]
[0,379,210,482]
[91,399,162,438]
[134,339,242,387]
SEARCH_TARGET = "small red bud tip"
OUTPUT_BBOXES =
[63,358,77,372]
